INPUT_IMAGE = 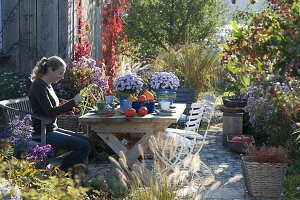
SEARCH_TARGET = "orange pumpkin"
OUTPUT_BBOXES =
[138,95,148,102]
[124,107,136,117]
[143,90,154,101]
[138,106,148,116]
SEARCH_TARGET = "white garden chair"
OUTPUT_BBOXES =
[149,134,214,188]
[150,96,216,185]
[162,95,216,143]
[161,102,205,147]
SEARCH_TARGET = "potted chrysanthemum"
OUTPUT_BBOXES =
[149,72,180,102]
[114,73,144,109]
[114,73,144,97]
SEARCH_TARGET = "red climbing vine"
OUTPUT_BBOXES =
[102,0,129,95]
[73,0,92,60]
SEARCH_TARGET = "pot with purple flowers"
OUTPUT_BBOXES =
[114,73,144,109]
[149,72,180,103]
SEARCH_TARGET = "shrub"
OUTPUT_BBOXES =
[0,72,31,100]
[55,56,109,100]
[245,143,290,164]
[152,42,221,95]
[245,84,295,146]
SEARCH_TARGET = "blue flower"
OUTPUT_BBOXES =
[114,73,144,93]
[149,72,180,90]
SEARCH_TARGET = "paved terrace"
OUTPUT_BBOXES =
[85,108,279,200]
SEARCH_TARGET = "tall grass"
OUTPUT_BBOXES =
[109,135,208,199]
[152,42,222,96]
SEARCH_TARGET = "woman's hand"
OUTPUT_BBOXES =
[73,94,83,104]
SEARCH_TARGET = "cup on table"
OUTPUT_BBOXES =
[105,95,114,104]
[160,100,171,111]
[121,100,133,112]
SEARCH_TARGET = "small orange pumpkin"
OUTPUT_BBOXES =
[143,90,154,101]
[124,107,136,117]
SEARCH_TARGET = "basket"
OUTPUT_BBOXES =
[242,156,287,198]
[56,115,80,132]
[96,109,116,117]
[227,134,255,154]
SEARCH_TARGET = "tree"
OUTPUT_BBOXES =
[124,0,227,57]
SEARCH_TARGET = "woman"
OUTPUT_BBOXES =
[29,56,92,172]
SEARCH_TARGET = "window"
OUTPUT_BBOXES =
[0,0,2,51]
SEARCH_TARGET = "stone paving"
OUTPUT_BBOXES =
[199,124,255,200]
[85,110,280,200]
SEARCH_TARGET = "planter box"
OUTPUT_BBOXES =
[227,134,255,153]
[242,156,287,198]
[222,97,247,108]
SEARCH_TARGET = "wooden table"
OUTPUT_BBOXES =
[79,103,186,169]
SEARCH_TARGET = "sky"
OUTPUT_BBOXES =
[224,0,266,12]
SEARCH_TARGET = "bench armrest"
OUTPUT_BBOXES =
[0,104,52,124]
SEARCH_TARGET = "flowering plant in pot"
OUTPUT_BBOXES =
[227,134,255,153]
[242,143,290,198]
[149,72,180,90]
[114,73,144,97]
[149,72,180,102]
[55,56,109,100]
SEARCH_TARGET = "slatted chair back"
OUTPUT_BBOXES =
[0,96,32,124]
[0,96,51,145]
[184,102,205,133]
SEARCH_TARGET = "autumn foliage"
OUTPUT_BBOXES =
[245,143,290,164]
[74,0,92,60]
[102,0,129,95]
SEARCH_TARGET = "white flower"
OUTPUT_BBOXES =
[149,72,180,90]
[114,73,144,92]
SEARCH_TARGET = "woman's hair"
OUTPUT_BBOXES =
[30,56,66,81]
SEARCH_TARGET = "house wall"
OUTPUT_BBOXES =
[0,0,76,75]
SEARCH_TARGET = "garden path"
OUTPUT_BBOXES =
[84,107,278,200]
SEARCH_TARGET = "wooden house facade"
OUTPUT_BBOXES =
[0,0,102,75]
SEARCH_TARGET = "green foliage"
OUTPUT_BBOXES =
[0,72,31,100]
[78,83,105,114]
[284,175,300,200]
[125,0,227,58]
[0,156,89,199]
[221,0,300,149]
[220,0,300,91]
[284,159,300,200]
[152,42,221,95]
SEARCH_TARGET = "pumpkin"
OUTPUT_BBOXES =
[124,107,136,117]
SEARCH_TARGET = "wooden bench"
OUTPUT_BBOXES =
[0,96,51,145]
[174,88,196,103]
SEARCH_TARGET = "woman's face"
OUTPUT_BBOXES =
[48,65,66,83]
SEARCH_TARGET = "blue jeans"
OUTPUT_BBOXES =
[46,128,92,171]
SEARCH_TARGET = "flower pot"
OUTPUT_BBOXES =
[227,134,255,153]
[144,101,155,113]
[155,89,177,103]
[222,96,247,108]
[105,95,114,104]
[242,156,287,198]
